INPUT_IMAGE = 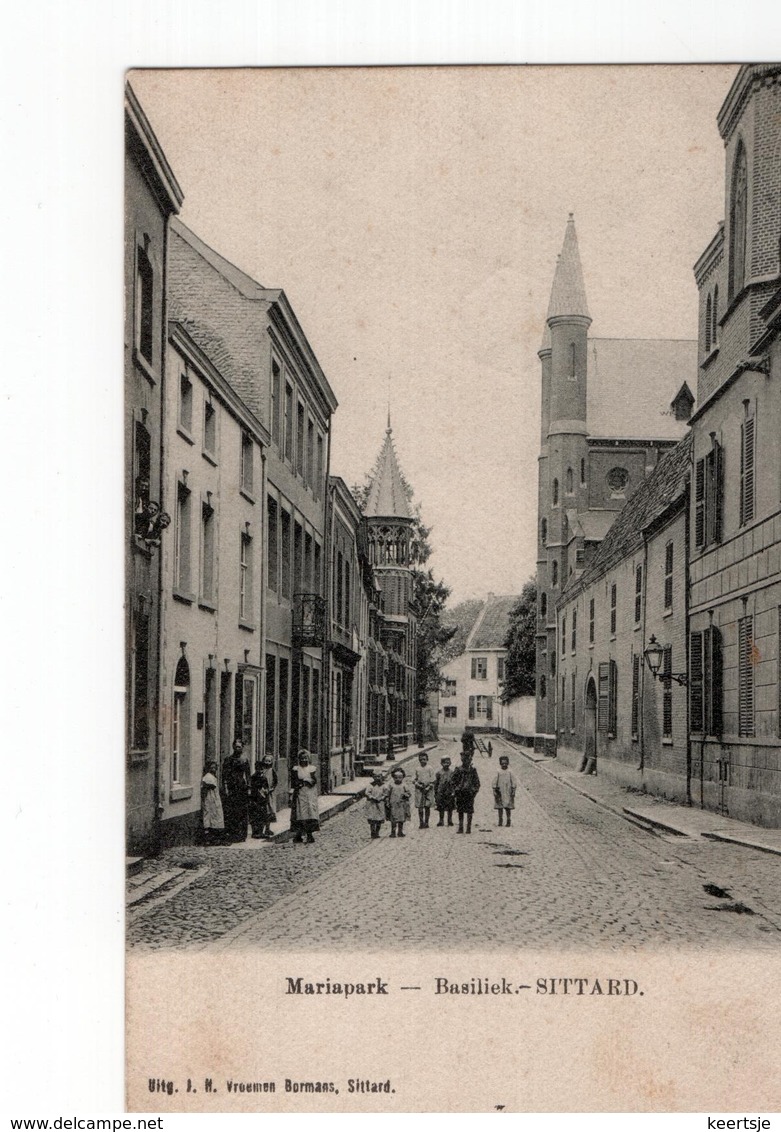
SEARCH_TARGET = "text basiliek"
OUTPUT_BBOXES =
[435,977,642,995]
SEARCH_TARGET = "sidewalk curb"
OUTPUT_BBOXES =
[510,741,781,857]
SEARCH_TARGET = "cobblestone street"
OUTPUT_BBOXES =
[128,739,781,952]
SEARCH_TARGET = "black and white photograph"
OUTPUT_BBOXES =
[118,61,781,1111]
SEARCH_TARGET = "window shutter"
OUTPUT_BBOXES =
[597,662,610,732]
[486,696,493,722]
[740,417,755,526]
[690,631,704,733]
[471,658,476,680]
[694,458,705,548]
[608,659,618,736]
[631,654,640,738]
[713,440,724,542]
[710,625,724,738]
[468,695,475,720]
[662,646,673,738]
[634,566,642,623]
[738,616,755,737]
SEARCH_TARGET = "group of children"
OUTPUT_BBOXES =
[364,747,519,839]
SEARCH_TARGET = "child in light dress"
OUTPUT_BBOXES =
[386,766,412,838]
[364,770,388,839]
[492,754,518,827]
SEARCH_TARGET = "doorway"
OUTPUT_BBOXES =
[582,675,597,774]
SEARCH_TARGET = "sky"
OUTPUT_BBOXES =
[130,64,736,604]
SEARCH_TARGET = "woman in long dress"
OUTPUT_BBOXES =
[200,761,224,844]
[290,749,320,844]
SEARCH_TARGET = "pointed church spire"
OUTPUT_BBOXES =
[547,214,590,321]
[364,422,413,519]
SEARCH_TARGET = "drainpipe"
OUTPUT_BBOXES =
[258,447,268,767]
[639,530,649,775]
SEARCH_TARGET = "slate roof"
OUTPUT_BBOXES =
[586,338,697,440]
[547,215,590,321]
[466,594,520,651]
[561,432,692,605]
[364,425,413,519]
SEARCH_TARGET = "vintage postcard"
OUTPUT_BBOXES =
[124,64,781,1112]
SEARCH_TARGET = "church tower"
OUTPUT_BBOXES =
[363,418,417,753]
[535,215,591,754]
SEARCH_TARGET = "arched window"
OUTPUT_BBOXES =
[172,656,191,786]
[570,342,577,378]
[705,292,712,353]
[729,142,747,301]
[550,651,556,675]
[552,478,559,506]
[541,592,547,620]
[712,284,719,346]
[541,518,547,545]
[580,457,586,486]
[566,467,574,494]
[552,560,558,587]
[539,674,547,699]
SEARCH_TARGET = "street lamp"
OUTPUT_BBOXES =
[643,635,688,687]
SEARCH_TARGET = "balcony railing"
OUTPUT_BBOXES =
[293,593,326,648]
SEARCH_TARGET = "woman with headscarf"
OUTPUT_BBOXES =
[289,749,320,844]
[250,754,278,840]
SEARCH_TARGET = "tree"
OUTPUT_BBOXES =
[500,577,537,703]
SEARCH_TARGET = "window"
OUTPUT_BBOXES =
[552,561,559,588]
[580,458,586,487]
[304,531,313,593]
[662,646,673,739]
[334,549,343,624]
[712,285,719,347]
[539,674,546,699]
[278,658,289,760]
[296,402,306,478]
[313,541,322,596]
[664,542,674,611]
[497,657,505,682]
[738,615,755,737]
[729,142,747,301]
[561,677,566,726]
[267,496,278,592]
[130,610,150,750]
[133,421,151,534]
[271,359,281,446]
[284,382,294,463]
[280,509,291,599]
[200,500,215,604]
[172,656,191,785]
[241,432,254,495]
[552,478,559,506]
[540,592,547,620]
[541,518,547,545]
[570,673,576,728]
[694,439,724,549]
[203,398,216,457]
[689,627,723,736]
[610,584,617,636]
[561,616,567,656]
[740,404,755,527]
[174,481,192,594]
[444,705,457,719]
[316,433,324,500]
[179,371,193,434]
[607,467,629,496]
[570,342,577,378]
[344,557,351,626]
[631,653,640,740]
[135,244,154,365]
[566,467,574,494]
[550,651,556,675]
[471,657,487,680]
[294,521,303,597]
[597,659,618,737]
[705,293,712,353]
[589,598,595,644]
[240,530,253,624]
[634,565,642,624]
[571,610,577,652]
[307,419,315,490]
